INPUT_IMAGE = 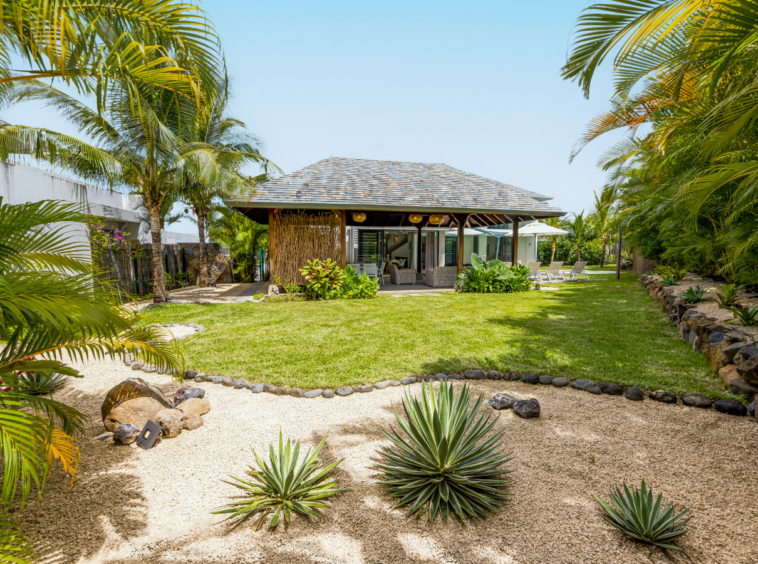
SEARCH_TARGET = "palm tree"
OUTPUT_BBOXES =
[592,188,617,267]
[177,87,273,286]
[543,217,562,264]
[567,211,590,263]
[0,198,183,562]
[208,205,269,283]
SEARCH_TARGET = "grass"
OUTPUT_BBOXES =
[145,272,731,398]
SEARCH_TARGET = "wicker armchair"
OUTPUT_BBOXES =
[390,263,416,285]
[424,266,458,287]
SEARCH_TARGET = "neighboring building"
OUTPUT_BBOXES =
[0,162,199,246]
[226,157,565,286]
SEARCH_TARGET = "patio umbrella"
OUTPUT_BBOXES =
[516,222,569,236]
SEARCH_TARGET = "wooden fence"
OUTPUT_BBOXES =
[272,212,340,284]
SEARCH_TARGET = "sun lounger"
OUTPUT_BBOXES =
[541,261,564,282]
[565,261,589,280]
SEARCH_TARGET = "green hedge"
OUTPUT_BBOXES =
[538,238,606,266]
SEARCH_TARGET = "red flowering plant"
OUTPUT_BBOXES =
[298,259,347,300]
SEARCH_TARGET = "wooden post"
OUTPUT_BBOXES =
[416,224,423,274]
[268,208,276,278]
[456,214,466,275]
[512,219,519,266]
[339,210,347,268]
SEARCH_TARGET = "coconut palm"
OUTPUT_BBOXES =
[543,217,562,264]
[592,188,616,267]
[567,212,590,264]
[208,204,269,283]
[0,197,183,563]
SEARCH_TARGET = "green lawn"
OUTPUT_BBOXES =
[146,272,731,398]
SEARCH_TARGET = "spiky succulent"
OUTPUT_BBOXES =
[681,286,705,304]
[594,481,690,550]
[377,382,512,522]
[213,431,349,530]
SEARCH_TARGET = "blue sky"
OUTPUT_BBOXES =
[9,0,627,234]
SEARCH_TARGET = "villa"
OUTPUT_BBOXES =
[226,157,565,287]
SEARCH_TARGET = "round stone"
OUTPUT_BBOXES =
[714,399,747,416]
[374,381,392,389]
[222,377,235,387]
[487,370,502,380]
[322,389,335,398]
[598,382,623,395]
[681,393,712,408]
[336,386,354,397]
[251,384,264,393]
[551,377,569,387]
[274,386,288,396]
[185,370,198,380]
[304,389,323,398]
[401,377,417,385]
[625,387,645,401]
[464,369,487,380]
[650,390,677,404]
[521,373,539,385]
[233,378,247,389]
[539,375,553,385]
[289,388,305,398]
[262,383,277,394]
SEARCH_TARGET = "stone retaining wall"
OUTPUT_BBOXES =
[640,274,758,395]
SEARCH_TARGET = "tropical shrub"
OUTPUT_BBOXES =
[342,266,380,299]
[458,253,531,293]
[213,431,348,530]
[299,259,346,300]
[377,382,513,522]
[681,286,705,304]
[716,284,744,309]
[538,238,605,266]
[594,481,690,550]
[655,266,685,282]
[731,306,758,327]
[0,199,184,561]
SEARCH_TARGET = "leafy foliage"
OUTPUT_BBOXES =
[681,286,705,304]
[342,266,381,299]
[18,371,69,396]
[209,205,268,283]
[213,431,348,530]
[594,481,690,550]
[377,382,513,522]
[716,284,744,309]
[660,276,679,287]
[299,259,347,300]
[655,266,686,282]
[731,306,758,327]
[458,254,531,293]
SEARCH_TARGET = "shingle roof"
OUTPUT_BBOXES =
[226,157,563,216]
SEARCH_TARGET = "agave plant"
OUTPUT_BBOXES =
[377,382,513,523]
[731,306,758,327]
[18,370,69,396]
[716,284,745,309]
[660,276,679,287]
[214,432,349,530]
[594,481,690,550]
[681,286,705,304]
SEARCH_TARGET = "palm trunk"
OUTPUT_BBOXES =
[600,234,607,268]
[197,207,208,286]
[148,204,167,303]
[577,244,581,263]
[550,238,556,263]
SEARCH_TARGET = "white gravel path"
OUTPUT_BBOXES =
[18,351,758,564]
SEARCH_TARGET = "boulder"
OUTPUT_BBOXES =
[487,393,520,410]
[173,387,205,406]
[649,390,677,404]
[464,369,487,380]
[304,389,323,398]
[221,377,235,387]
[735,346,758,385]
[336,386,354,397]
[625,387,645,401]
[322,389,335,398]
[729,379,758,398]
[101,378,173,432]
[681,393,712,408]
[521,373,540,385]
[719,365,741,387]
[487,370,502,380]
[289,388,305,397]
[598,382,623,396]
[113,423,140,445]
[539,375,553,385]
[512,399,541,419]
[714,399,747,417]
[721,342,749,367]
[182,414,204,430]
[551,377,569,388]
[155,408,183,438]
[176,398,210,418]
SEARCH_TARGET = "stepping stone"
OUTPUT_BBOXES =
[649,390,677,404]
[681,393,712,408]
[304,389,323,398]
[551,377,569,388]
[336,386,354,397]
[521,373,539,385]
[625,387,645,401]
[714,399,747,416]
[539,375,553,385]
[598,382,623,395]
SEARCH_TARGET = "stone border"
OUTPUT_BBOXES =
[124,321,754,419]
[121,324,204,375]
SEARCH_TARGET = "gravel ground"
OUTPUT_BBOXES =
[19,354,758,564]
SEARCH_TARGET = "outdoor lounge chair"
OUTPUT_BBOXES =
[348,263,362,275]
[565,261,590,280]
[527,261,541,280]
[541,261,564,282]
[423,266,457,287]
[390,263,416,285]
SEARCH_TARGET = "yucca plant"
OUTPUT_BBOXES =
[377,382,513,523]
[594,481,690,550]
[731,305,758,327]
[214,432,349,530]
[18,370,69,396]
[716,284,745,309]
[681,286,705,304]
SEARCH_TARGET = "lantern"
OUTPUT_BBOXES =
[393,235,399,243]
[352,212,366,223]
[429,214,444,225]
[409,214,422,224]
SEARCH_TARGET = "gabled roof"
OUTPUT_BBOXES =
[226,157,563,218]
